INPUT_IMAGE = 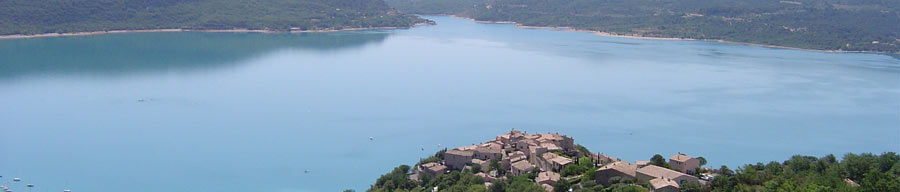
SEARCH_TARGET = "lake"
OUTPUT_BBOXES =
[1,16,898,192]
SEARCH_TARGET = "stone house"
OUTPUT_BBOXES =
[595,161,637,185]
[444,149,474,170]
[474,143,503,160]
[636,165,700,186]
[420,162,448,176]
[538,152,572,172]
[510,160,534,176]
[669,153,700,175]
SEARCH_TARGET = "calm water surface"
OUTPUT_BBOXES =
[1,16,898,192]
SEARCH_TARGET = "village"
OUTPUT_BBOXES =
[411,130,712,192]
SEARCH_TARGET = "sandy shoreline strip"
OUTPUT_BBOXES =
[0,23,434,40]
[0,18,892,55]
[445,15,892,54]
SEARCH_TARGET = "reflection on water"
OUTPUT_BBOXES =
[0,31,389,80]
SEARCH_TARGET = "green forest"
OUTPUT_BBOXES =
[367,150,900,192]
[0,0,428,35]
[386,0,900,53]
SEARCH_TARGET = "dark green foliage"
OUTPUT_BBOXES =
[697,156,708,166]
[649,154,670,169]
[709,152,900,192]
[424,170,486,192]
[680,181,708,192]
[385,0,488,15]
[496,175,545,192]
[560,156,595,177]
[472,163,483,173]
[490,158,506,175]
[553,178,570,192]
[389,0,900,53]
[561,163,586,177]
[605,184,649,192]
[370,168,489,192]
[0,0,428,35]
[370,165,419,192]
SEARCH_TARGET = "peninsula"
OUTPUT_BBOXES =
[367,130,900,192]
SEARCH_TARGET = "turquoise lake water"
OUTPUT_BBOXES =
[1,16,898,191]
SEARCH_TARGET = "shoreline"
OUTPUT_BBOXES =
[444,15,896,55]
[0,23,434,40]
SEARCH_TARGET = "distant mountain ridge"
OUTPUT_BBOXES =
[386,0,900,54]
[0,0,428,36]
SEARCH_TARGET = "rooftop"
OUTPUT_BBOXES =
[512,160,534,170]
[542,153,573,165]
[421,162,448,173]
[446,149,474,157]
[650,177,680,189]
[456,145,478,151]
[599,161,637,177]
[670,153,694,162]
[540,142,562,151]
[536,171,560,183]
[637,165,697,180]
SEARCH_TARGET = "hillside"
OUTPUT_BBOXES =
[387,0,900,53]
[385,0,487,15]
[0,0,429,36]
[367,131,900,192]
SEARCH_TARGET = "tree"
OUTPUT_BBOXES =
[860,169,900,192]
[697,156,708,166]
[561,164,587,177]
[553,178,570,192]
[472,163,482,173]
[489,178,508,192]
[505,176,545,192]
[608,176,622,185]
[650,154,670,168]
[718,165,734,176]
[582,167,598,182]
[575,144,591,155]
[490,158,506,175]
[680,181,708,192]
[369,165,418,192]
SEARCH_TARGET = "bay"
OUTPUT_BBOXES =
[1,16,898,192]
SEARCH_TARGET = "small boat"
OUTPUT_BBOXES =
[64,190,71,192]
[12,178,19,182]
[304,169,309,174]
[369,136,374,141]
[26,184,33,187]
